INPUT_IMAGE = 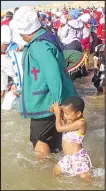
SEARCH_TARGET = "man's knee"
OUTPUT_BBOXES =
[34,140,51,159]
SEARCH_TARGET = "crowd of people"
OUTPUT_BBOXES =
[1,4,105,181]
[1,5,105,97]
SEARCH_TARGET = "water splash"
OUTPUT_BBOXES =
[16,152,38,165]
[92,168,105,177]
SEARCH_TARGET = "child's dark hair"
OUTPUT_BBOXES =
[63,96,85,113]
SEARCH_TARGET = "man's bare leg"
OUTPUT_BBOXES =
[34,140,51,159]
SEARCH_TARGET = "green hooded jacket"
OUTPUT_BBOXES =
[20,29,77,119]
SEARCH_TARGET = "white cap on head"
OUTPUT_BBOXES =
[51,8,57,14]
[55,11,62,17]
[78,13,91,23]
[13,6,41,35]
[97,7,103,13]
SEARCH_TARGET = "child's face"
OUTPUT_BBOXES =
[62,105,82,122]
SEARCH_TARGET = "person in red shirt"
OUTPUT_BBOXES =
[97,17,105,44]
[101,23,105,44]
[1,11,13,26]
[83,9,90,14]
[94,11,102,25]
[94,11,103,45]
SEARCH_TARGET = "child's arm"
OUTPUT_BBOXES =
[56,118,86,133]
[11,85,21,96]
[50,103,86,133]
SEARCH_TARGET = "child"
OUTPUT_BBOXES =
[50,96,92,181]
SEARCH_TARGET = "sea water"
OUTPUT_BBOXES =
[1,73,105,190]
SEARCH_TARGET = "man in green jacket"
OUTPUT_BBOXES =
[14,6,78,159]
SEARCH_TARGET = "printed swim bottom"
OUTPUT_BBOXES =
[58,148,92,176]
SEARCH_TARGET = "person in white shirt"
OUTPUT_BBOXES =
[9,7,26,48]
[1,24,14,98]
[57,15,67,41]
[1,7,26,98]
[60,9,83,52]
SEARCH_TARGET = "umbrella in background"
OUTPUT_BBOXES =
[1,11,6,19]
[1,12,5,17]
[63,50,85,72]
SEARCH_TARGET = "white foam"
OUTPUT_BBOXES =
[16,152,38,165]
[92,168,105,177]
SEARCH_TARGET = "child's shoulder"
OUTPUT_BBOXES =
[78,118,87,127]
[78,118,87,134]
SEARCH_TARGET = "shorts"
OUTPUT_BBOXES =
[64,40,82,52]
[30,115,62,153]
[58,148,92,176]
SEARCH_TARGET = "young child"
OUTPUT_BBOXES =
[50,96,92,181]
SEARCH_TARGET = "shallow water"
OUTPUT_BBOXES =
[1,72,105,190]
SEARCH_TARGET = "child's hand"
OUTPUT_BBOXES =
[16,46,24,52]
[11,84,17,92]
[13,91,20,96]
[50,102,61,114]
[11,85,20,96]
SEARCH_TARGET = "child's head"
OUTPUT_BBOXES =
[62,96,85,122]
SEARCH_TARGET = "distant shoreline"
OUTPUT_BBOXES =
[1,1,104,13]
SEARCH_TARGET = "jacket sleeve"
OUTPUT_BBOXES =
[33,43,63,103]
